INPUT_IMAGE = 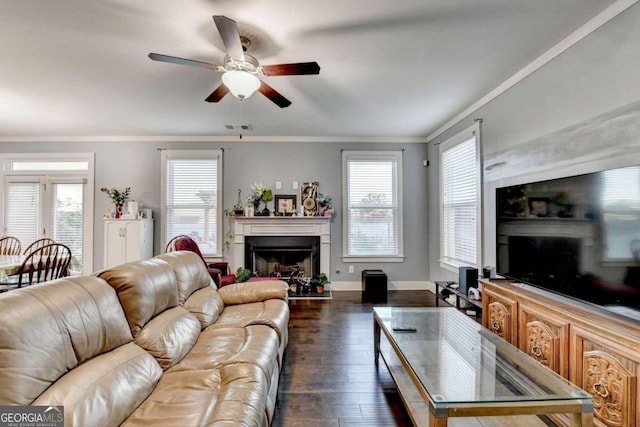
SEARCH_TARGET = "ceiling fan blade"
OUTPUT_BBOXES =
[261,62,321,76]
[258,81,291,108]
[213,15,245,61]
[148,53,223,72]
[205,84,229,103]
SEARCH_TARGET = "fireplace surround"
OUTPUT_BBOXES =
[232,217,331,279]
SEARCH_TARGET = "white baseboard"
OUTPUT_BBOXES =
[330,281,435,293]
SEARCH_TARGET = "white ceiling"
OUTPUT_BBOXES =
[0,0,617,140]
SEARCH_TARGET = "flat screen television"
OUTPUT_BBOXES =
[496,164,640,324]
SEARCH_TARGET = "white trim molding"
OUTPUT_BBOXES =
[330,280,432,292]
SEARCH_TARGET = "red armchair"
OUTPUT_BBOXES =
[209,262,236,287]
[166,235,236,287]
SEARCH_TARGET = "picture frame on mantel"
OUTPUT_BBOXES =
[275,194,297,216]
[527,197,550,217]
[300,181,319,216]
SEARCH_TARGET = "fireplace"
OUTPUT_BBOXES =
[246,236,320,278]
[232,217,331,280]
[507,236,580,292]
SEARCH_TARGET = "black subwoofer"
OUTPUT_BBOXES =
[458,267,478,295]
[362,270,387,302]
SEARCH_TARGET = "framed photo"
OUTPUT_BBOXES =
[528,197,549,217]
[300,181,319,216]
[275,194,297,216]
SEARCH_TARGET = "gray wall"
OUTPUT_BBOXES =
[0,140,429,286]
[428,3,640,281]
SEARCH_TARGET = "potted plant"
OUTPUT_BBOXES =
[261,188,273,215]
[288,282,297,293]
[101,186,131,218]
[235,267,251,283]
[316,272,330,293]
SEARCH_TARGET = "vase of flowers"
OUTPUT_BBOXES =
[101,187,131,219]
[317,193,334,217]
[248,182,273,216]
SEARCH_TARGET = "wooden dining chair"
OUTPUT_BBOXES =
[23,237,56,255]
[0,236,21,255]
[13,243,72,288]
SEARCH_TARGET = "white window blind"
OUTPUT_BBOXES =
[601,166,640,260]
[5,181,41,245]
[440,126,480,268]
[343,151,403,258]
[162,150,222,257]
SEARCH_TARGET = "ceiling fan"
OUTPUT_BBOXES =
[149,15,320,108]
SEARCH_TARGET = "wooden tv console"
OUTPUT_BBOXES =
[481,279,640,427]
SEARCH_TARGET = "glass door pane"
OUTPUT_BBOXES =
[50,182,84,264]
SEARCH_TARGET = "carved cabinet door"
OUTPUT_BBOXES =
[518,303,570,378]
[571,326,639,427]
[482,287,517,345]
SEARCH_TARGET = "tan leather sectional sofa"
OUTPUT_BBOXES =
[0,251,289,426]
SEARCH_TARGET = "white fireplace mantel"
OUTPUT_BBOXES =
[232,217,331,275]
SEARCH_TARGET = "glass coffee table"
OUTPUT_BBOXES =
[373,307,593,427]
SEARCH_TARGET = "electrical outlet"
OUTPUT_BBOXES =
[292,181,298,190]
[348,265,354,273]
[276,181,282,189]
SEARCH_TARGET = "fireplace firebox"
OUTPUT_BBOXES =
[245,235,320,279]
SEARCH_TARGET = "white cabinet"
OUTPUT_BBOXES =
[104,219,153,268]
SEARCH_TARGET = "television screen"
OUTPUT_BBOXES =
[496,164,640,323]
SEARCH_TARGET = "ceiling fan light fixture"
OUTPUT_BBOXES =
[221,70,260,99]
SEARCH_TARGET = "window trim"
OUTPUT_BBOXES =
[161,149,223,257]
[438,122,482,273]
[342,150,404,262]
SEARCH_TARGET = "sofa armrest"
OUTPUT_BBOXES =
[218,280,287,306]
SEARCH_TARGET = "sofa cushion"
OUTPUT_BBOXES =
[169,325,280,386]
[207,299,290,345]
[0,276,132,405]
[96,258,179,338]
[122,364,268,427]
[218,280,288,306]
[155,251,214,303]
[33,343,162,427]
[183,285,225,329]
[134,306,201,370]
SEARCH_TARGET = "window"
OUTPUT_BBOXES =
[601,166,640,261]
[1,154,94,273]
[161,150,222,257]
[439,123,481,270]
[342,150,403,261]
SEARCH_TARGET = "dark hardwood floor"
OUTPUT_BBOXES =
[271,290,436,427]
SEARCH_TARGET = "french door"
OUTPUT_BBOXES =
[4,176,86,268]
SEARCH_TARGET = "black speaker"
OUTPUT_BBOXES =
[458,267,478,295]
[362,270,387,302]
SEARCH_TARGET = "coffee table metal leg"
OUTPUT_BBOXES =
[374,318,381,367]
[569,411,593,427]
[428,411,447,427]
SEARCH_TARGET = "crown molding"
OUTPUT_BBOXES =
[0,135,426,144]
